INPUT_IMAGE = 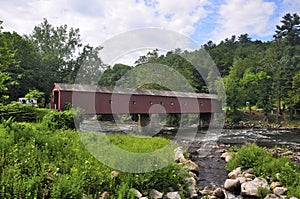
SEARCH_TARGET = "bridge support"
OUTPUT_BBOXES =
[137,114,151,133]
[199,113,211,128]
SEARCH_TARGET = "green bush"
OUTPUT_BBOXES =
[226,143,267,171]
[0,102,38,122]
[227,143,300,198]
[42,109,83,130]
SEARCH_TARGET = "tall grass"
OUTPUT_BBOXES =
[0,118,189,198]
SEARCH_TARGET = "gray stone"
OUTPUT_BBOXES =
[166,192,181,199]
[244,173,255,179]
[149,189,163,199]
[273,187,288,196]
[183,160,200,175]
[236,177,247,184]
[99,191,109,199]
[270,182,281,190]
[200,186,212,195]
[221,152,232,162]
[185,177,198,197]
[228,167,242,179]
[241,177,269,197]
[243,168,254,174]
[131,188,143,198]
[264,194,281,199]
[174,147,186,163]
[212,187,225,199]
[224,179,241,193]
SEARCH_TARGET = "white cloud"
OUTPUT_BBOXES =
[211,0,276,43]
[0,0,210,47]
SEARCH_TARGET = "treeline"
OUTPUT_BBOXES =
[1,13,300,121]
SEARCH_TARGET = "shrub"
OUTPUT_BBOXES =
[226,143,267,171]
[227,143,300,198]
[42,108,83,130]
[0,102,38,122]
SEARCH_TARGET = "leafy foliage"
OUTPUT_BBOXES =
[0,102,47,122]
[42,108,83,130]
[0,120,190,199]
[227,143,300,198]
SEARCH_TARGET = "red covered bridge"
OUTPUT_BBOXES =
[51,83,222,116]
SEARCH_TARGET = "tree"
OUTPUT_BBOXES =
[0,21,16,102]
[25,89,44,106]
[274,13,300,45]
[0,31,42,102]
[98,63,131,87]
[27,19,103,105]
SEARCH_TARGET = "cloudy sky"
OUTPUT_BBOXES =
[1,0,300,47]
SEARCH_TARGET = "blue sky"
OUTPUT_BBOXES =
[0,0,299,46]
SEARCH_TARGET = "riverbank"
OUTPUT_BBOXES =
[177,140,300,198]
[224,121,300,130]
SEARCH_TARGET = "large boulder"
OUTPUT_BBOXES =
[224,179,241,193]
[241,177,269,197]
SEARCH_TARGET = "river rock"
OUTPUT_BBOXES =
[131,188,143,198]
[243,168,254,174]
[270,182,281,190]
[236,176,247,184]
[166,192,181,199]
[182,160,200,175]
[99,191,109,199]
[212,187,225,199]
[185,176,198,197]
[264,193,281,199]
[221,152,232,162]
[149,189,163,199]
[273,187,288,196]
[174,147,186,163]
[244,173,255,179]
[228,167,242,179]
[241,177,269,197]
[224,179,241,193]
[200,186,212,195]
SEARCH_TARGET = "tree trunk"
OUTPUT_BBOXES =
[276,97,280,123]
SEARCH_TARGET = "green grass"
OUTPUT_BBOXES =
[0,119,189,199]
[227,143,300,198]
[107,134,171,153]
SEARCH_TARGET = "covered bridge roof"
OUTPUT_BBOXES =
[53,83,218,99]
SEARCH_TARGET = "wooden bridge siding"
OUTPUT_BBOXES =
[66,91,217,114]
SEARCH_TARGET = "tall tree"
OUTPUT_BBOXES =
[0,21,16,102]
[274,13,300,45]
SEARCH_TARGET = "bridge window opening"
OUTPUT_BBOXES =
[160,101,164,105]
[170,102,174,106]
[149,101,153,105]
[132,101,136,105]
[109,100,112,104]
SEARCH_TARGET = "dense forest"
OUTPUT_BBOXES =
[1,13,300,122]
